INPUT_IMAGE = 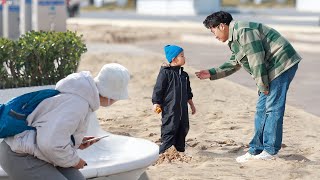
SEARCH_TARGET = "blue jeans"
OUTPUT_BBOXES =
[248,63,299,155]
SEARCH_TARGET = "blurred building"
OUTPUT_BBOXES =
[136,0,220,16]
[296,0,320,12]
[1,0,67,39]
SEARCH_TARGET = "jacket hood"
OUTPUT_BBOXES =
[162,65,184,71]
[55,71,100,111]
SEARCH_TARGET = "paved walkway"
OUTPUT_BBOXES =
[79,7,320,27]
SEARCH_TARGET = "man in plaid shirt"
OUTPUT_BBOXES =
[196,11,301,163]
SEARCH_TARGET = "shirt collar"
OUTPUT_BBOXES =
[228,20,235,42]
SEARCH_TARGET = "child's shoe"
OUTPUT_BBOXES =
[254,150,277,160]
[236,152,256,163]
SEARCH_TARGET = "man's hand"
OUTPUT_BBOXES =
[73,158,87,169]
[195,70,211,79]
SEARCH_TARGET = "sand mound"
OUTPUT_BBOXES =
[155,146,192,165]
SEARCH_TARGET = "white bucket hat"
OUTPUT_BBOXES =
[94,63,130,100]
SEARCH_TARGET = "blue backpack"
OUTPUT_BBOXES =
[0,89,60,138]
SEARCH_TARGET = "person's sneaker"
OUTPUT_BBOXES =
[236,152,256,163]
[254,150,276,160]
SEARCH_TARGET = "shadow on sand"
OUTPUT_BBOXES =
[279,154,311,162]
[138,172,150,180]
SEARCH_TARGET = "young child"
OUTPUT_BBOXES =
[152,45,196,154]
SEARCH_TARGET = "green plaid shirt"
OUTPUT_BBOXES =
[209,21,302,92]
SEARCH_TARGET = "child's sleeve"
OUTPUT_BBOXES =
[187,74,193,100]
[152,69,168,105]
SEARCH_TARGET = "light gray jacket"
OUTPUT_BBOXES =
[5,71,100,168]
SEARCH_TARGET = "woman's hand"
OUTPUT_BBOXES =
[79,136,98,150]
[73,158,87,169]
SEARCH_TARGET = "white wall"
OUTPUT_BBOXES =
[2,4,20,39]
[0,5,2,37]
[20,0,32,34]
[194,0,220,15]
[137,0,220,16]
[296,0,320,12]
[32,0,67,31]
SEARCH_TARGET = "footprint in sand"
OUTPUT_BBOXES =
[99,117,115,122]
[111,131,131,136]
[187,141,199,148]
[186,138,200,148]
[214,139,237,146]
[119,124,133,128]
[148,133,157,137]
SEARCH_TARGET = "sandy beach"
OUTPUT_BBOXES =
[77,47,320,180]
[0,4,318,179]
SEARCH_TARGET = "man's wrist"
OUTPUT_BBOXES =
[208,68,216,75]
[258,85,269,92]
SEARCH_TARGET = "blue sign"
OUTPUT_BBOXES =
[38,0,64,6]
[9,6,19,12]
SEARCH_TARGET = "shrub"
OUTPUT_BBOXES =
[0,31,87,89]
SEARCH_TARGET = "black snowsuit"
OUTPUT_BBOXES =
[152,66,193,153]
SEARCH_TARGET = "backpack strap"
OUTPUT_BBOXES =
[0,104,4,112]
[9,109,27,120]
[22,89,60,111]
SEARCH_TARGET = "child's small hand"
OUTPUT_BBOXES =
[153,104,162,114]
[191,105,196,115]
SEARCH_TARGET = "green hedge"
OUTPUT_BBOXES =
[0,31,87,89]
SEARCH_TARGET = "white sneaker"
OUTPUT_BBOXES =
[236,152,256,163]
[254,150,276,160]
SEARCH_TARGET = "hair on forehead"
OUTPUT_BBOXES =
[203,11,233,29]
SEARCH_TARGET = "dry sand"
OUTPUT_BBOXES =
[78,48,320,180]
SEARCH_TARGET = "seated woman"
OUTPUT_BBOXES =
[0,63,130,180]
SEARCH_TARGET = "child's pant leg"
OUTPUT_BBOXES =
[174,116,189,152]
[159,116,179,154]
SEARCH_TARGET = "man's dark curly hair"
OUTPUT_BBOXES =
[203,11,233,29]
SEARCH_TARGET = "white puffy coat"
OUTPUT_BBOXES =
[5,71,100,168]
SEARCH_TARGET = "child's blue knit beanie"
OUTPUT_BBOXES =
[164,45,183,63]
